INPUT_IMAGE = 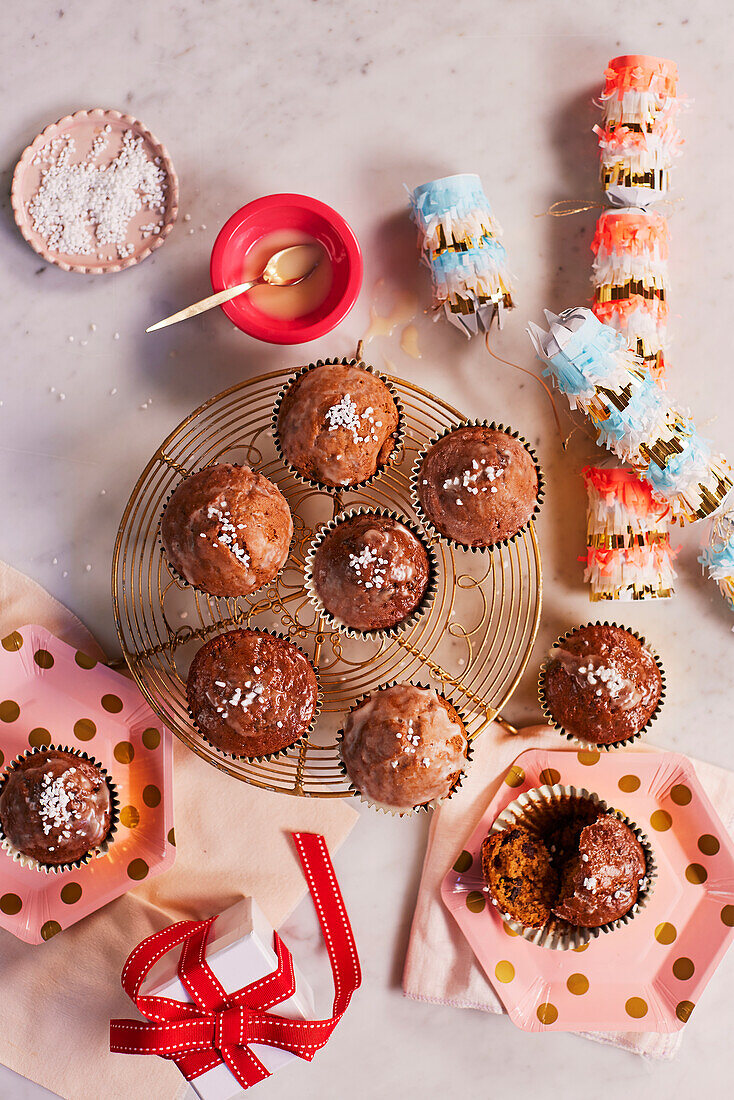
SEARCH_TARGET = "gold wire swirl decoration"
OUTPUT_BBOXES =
[112,369,542,797]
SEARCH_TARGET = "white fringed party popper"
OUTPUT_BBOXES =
[409,174,514,337]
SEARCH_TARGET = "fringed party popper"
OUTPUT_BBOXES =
[594,55,684,208]
[409,174,514,337]
[700,511,734,614]
[591,208,669,384]
[583,464,677,600]
[527,307,734,524]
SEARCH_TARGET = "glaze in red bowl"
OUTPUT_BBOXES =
[209,194,363,345]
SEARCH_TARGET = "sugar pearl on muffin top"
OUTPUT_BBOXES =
[276,362,400,488]
[161,463,293,598]
[310,514,431,631]
[187,628,318,758]
[543,623,662,745]
[416,425,539,548]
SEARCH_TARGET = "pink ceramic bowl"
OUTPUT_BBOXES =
[209,194,363,344]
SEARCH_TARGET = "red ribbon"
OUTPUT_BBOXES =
[110,832,361,1091]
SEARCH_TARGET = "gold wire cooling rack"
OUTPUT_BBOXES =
[112,366,543,797]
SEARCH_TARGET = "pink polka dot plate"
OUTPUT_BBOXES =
[0,625,175,943]
[441,748,734,1032]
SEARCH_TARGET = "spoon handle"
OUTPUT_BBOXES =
[146,279,258,333]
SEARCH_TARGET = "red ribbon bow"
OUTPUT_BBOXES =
[110,832,361,1091]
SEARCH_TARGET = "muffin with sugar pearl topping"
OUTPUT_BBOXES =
[186,628,319,758]
[415,423,540,548]
[276,360,401,488]
[339,683,469,813]
[541,622,663,746]
[0,748,114,868]
[161,463,292,598]
[308,512,433,632]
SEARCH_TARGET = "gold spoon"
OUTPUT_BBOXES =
[145,244,322,333]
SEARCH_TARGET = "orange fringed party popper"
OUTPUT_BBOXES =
[583,465,678,601]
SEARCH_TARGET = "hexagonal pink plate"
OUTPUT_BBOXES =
[0,625,175,943]
[442,748,734,1032]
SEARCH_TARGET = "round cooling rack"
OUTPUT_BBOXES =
[112,367,543,797]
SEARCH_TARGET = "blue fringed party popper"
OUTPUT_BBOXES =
[409,173,514,337]
[527,307,733,525]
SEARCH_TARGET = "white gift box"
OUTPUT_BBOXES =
[140,897,315,1100]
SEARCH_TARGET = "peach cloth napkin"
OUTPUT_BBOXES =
[0,560,359,1100]
[402,721,734,1060]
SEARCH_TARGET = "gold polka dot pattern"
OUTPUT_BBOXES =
[33,649,54,669]
[495,961,515,983]
[74,718,96,741]
[28,727,51,748]
[655,922,677,945]
[0,894,22,915]
[567,973,589,995]
[650,810,672,831]
[40,920,62,940]
[685,863,707,885]
[503,765,525,788]
[670,784,692,805]
[1,632,23,652]
[60,883,82,905]
[536,1002,558,1025]
[618,774,640,793]
[127,859,149,881]
[143,785,161,808]
[697,834,719,856]
[102,694,123,713]
[672,957,694,981]
[0,700,20,723]
[465,891,485,913]
[625,997,648,1019]
[453,850,472,873]
[120,806,141,829]
[114,741,134,764]
[142,727,161,750]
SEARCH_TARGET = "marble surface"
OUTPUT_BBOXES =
[2,1,734,1097]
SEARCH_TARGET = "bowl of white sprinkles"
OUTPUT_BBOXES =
[11,107,179,274]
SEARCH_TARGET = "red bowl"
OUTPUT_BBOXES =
[209,194,363,345]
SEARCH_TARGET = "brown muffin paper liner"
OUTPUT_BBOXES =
[303,505,439,641]
[335,681,473,817]
[537,621,666,752]
[486,784,657,950]
[157,463,295,600]
[0,745,120,876]
[187,627,322,764]
[409,419,545,554]
[271,357,406,492]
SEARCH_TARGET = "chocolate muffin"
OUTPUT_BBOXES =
[276,361,400,488]
[415,424,540,548]
[481,826,558,927]
[309,512,432,632]
[161,463,293,598]
[0,749,113,867]
[553,814,647,928]
[542,623,663,745]
[187,628,319,758]
[339,683,468,813]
